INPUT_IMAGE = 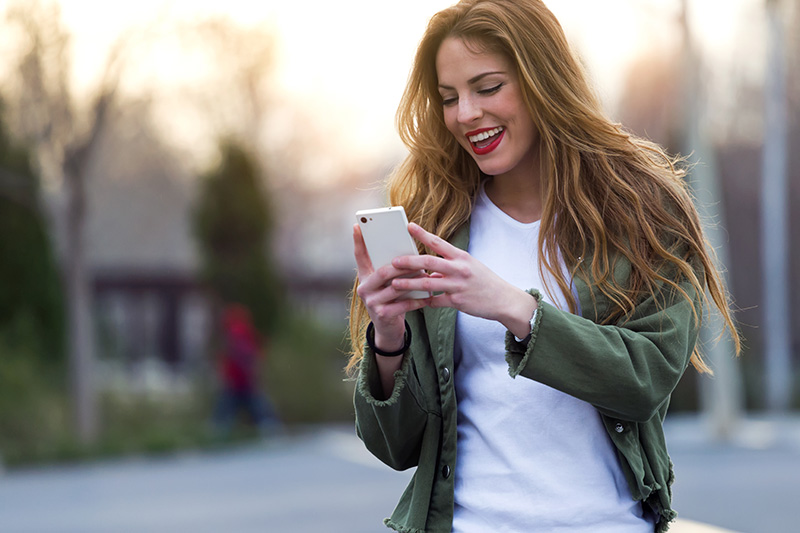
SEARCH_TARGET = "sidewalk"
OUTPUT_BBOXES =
[664,413,800,452]
[672,519,739,533]
[663,413,800,533]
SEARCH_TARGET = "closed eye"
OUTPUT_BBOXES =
[441,95,457,107]
[440,82,503,107]
[478,83,503,96]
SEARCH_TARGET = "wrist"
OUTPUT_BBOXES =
[373,332,405,354]
[367,321,412,357]
[502,289,539,340]
[513,307,539,343]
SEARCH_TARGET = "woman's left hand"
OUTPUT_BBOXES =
[391,223,537,338]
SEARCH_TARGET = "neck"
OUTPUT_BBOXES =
[484,166,543,224]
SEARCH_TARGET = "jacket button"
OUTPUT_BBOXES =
[441,367,451,383]
[442,464,451,479]
[614,422,625,433]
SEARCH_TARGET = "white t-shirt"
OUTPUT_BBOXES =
[451,182,653,533]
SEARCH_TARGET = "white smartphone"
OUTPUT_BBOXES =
[356,206,430,299]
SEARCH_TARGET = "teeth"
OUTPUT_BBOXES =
[468,127,504,143]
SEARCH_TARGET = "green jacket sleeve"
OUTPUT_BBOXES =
[353,318,430,471]
[505,274,702,423]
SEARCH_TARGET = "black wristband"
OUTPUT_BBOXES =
[366,321,412,357]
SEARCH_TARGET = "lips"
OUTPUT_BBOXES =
[466,126,505,155]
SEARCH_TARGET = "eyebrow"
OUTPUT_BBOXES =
[438,71,506,90]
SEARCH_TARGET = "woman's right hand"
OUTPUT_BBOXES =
[353,224,429,353]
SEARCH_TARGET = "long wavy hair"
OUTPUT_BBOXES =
[347,0,739,374]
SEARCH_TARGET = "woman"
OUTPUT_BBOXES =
[348,1,739,532]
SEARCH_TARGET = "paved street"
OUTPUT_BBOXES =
[0,428,412,533]
[666,414,800,533]
[0,416,798,533]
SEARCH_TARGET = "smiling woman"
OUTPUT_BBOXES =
[436,37,541,202]
[347,1,741,532]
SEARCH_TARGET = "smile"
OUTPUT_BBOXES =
[466,126,505,155]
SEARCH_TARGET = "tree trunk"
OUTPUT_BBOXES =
[65,149,98,444]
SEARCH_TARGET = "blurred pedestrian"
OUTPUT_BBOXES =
[348,1,740,532]
[212,303,280,438]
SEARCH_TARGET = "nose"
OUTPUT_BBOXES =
[457,96,482,124]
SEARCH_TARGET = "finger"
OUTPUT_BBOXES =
[392,253,461,277]
[360,287,431,323]
[358,268,429,306]
[427,292,452,309]
[367,263,428,293]
[408,222,463,260]
[395,293,433,317]
[353,224,374,278]
[391,273,458,295]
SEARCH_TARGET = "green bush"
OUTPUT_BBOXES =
[97,388,215,456]
[0,313,70,466]
[266,312,353,424]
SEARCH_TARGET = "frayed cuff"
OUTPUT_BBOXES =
[654,506,677,533]
[505,289,542,378]
[356,344,411,407]
[383,518,425,533]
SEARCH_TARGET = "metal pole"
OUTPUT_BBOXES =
[761,0,792,412]
[680,0,743,439]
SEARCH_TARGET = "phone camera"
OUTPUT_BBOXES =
[360,217,368,224]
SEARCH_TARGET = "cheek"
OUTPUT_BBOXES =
[442,109,461,139]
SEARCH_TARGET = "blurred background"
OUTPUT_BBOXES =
[0,0,798,531]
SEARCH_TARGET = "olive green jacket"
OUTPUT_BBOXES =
[354,223,701,533]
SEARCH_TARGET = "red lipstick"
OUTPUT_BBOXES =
[466,127,505,156]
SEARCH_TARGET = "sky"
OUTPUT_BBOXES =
[50,0,760,178]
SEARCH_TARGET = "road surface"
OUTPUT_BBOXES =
[0,416,798,532]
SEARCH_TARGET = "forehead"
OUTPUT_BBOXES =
[435,36,513,85]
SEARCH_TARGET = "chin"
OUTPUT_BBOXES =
[475,161,512,177]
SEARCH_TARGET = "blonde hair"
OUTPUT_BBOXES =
[347,0,739,374]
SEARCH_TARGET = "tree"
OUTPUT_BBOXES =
[192,141,284,335]
[0,100,65,362]
[0,100,68,459]
[3,0,126,443]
